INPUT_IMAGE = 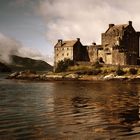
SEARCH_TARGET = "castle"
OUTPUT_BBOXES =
[54,21,140,68]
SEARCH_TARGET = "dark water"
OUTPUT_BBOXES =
[0,76,140,139]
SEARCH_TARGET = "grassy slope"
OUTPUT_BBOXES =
[9,55,53,72]
[0,62,11,72]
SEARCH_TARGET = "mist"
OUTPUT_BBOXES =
[39,0,140,45]
[0,33,52,64]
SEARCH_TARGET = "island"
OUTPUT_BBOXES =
[7,62,140,82]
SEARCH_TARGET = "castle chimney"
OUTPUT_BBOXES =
[77,38,80,41]
[128,21,132,26]
[58,39,62,46]
[109,24,114,28]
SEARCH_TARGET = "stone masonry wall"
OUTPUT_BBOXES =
[86,45,98,62]
[54,46,73,66]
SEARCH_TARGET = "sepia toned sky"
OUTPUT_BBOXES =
[1,0,140,64]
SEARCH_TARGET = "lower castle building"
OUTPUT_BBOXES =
[54,21,140,68]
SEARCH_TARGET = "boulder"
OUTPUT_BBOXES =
[8,72,19,79]
[103,74,115,80]
[65,74,79,79]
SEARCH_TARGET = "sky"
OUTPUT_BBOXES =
[1,0,140,65]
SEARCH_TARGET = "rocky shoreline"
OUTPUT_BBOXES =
[6,70,140,82]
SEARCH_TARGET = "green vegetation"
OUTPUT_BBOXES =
[75,69,102,75]
[0,55,53,73]
[55,59,140,78]
[0,62,11,72]
[101,66,116,74]
[68,65,92,71]
[92,61,103,68]
[55,59,74,73]
[10,55,53,71]
[8,62,140,81]
[88,69,102,75]
[129,68,138,75]
[115,66,125,76]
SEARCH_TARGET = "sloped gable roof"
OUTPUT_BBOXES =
[55,40,78,48]
[105,24,128,34]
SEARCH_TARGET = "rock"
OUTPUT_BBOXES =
[7,70,38,79]
[65,73,79,79]
[20,70,36,75]
[8,72,19,79]
[104,74,129,81]
[38,74,64,80]
[46,75,63,78]
[135,75,140,79]
[115,75,124,78]
[17,74,23,79]
[115,75,127,80]
[103,74,115,80]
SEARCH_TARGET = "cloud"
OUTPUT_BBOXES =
[17,47,54,65]
[38,0,140,45]
[9,0,29,7]
[0,33,21,63]
[0,33,52,64]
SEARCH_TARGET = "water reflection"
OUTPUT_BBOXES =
[0,81,140,139]
[52,82,140,139]
[72,96,89,114]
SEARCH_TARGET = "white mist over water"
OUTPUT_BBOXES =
[0,33,52,64]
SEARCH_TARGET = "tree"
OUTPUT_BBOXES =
[55,59,74,72]
[116,65,125,76]
[129,68,138,75]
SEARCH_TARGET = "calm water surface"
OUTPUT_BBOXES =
[0,75,140,140]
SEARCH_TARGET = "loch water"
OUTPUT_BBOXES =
[0,75,140,140]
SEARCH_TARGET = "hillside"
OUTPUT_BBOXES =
[9,55,53,71]
[0,62,12,72]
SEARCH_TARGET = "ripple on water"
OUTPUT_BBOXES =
[0,81,140,139]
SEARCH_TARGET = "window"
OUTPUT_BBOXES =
[62,53,64,56]
[67,48,69,50]
[67,53,69,56]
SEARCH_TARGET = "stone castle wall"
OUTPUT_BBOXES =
[54,21,140,67]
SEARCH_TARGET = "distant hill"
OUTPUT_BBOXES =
[0,62,12,72]
[9,55,53,71]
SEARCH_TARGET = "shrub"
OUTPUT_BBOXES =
[101,66,116,74]
[68,65,92,71]
[92,69,102,75]
[75,69,102,75]
[86,70,93,75]
[129,68,138,75]
[55,59,74,72]
[93,61,103,68]
[116,66,125,76]
[75,70,86,75]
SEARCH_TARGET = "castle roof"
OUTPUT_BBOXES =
[105,24,128,34]
[55,39,79,48]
